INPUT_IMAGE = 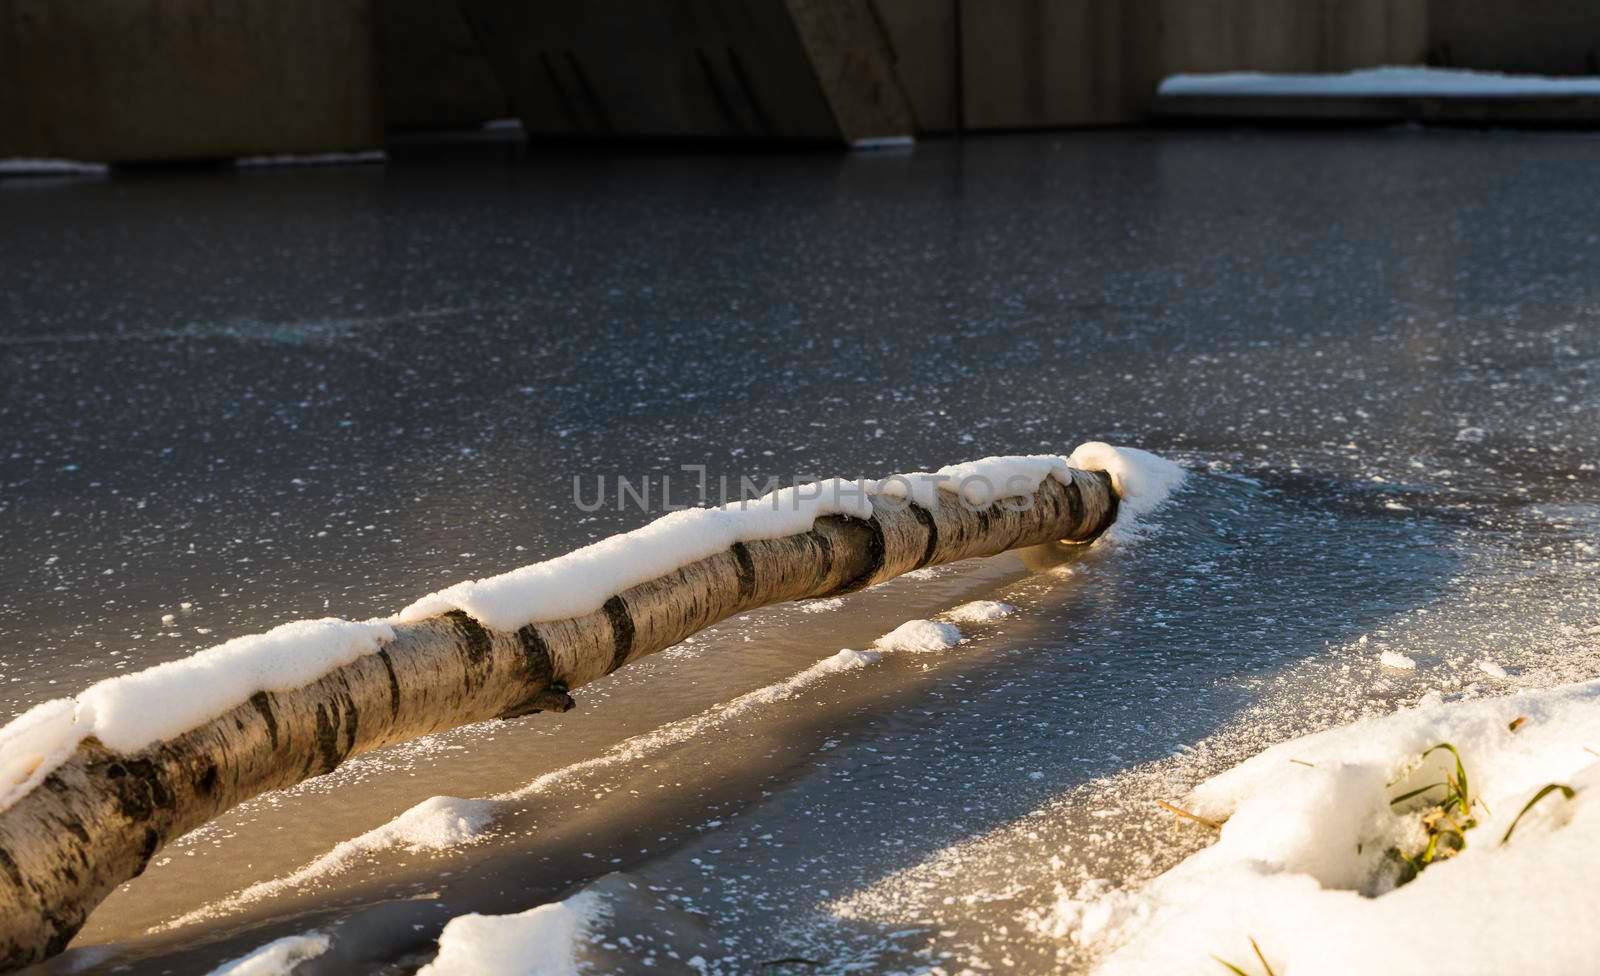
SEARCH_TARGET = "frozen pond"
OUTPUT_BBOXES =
[2,128,1598,973]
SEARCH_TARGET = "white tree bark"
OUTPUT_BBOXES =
[0,468,1116,969]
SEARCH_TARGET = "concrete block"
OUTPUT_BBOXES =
[381,0,509,130]
[459,0,912,144]
[0,0,382,163]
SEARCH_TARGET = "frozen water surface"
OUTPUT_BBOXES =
[2,128,1598,973]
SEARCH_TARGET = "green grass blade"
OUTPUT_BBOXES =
[1501,783,1576,845]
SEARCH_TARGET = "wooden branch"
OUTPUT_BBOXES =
[0,469,1116,969]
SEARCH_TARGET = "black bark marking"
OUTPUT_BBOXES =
[908,503,939,568]
[312,704,342,775]
[1064,477,1084,530]
[132,828,160,877]
[342,694,360,755]
[0,846,24,893]
[249,692,279,750]
[515,624,555,684]
[604,596,636,673]
[195,763,219,798]
[445,610,493,666]
[730,542,757,601]
[377,649,403,717]
[833,516,887,594]
[105,759,172,824]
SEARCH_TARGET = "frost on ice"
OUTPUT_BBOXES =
[1055,679,1600,975]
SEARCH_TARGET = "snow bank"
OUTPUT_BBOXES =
[0,619,393,813]
[1058,679,1600,975]
[1160,66,1600,98]
[204,931,330,976]
[876,620,962,653]
[419,891,605,976]
[945,600,1017,624]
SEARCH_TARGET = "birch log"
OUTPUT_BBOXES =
[0,468,1117,969]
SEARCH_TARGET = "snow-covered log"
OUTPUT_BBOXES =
[0,458,1126,969]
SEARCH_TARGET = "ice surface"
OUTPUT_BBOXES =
[1059,680,1600,974]
[418,891,605,976]
[203,931,329,976]
[875,619,962,653]
[163,648,884,929]
[1160,66,1600,98]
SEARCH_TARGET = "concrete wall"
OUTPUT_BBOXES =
[870,0,960,132]
[1429,0,1600,75]
[1159,0,1427,75]
[0,0,382,163]
[381,0,509,130]
[960,0,1165,129]
[458,0,912,144]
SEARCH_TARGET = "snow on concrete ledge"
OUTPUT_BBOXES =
[1051,679,1600,974]
[1159,66,1600,99]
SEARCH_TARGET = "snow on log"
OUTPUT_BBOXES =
[0,446,1171,969]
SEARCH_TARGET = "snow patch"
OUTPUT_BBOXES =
[204,931,330,976]
[876,619,962,653]
[1477,660,1509,680]
[945,600,1017,624]
[1064,680,1600,974]
[419,891,606,976]
[1160,66,1600,98]
[1380,650,1417,670]
[0,158,108,176]
[235,151,386,169]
